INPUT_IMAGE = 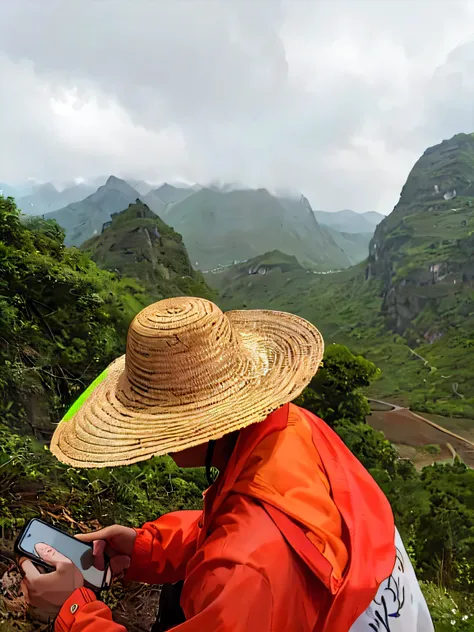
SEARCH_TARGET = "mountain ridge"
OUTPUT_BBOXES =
[81,200,214,301]
[166,186,352,271]
[45,177,141,246]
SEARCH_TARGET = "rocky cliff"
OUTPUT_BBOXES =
[368,133,474,338]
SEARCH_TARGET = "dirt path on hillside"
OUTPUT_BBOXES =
[367,399,474,468]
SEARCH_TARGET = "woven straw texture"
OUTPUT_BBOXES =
[50,297,324,468]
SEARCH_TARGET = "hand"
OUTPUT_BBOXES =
[76,525,137,577]
[20,544,83,614]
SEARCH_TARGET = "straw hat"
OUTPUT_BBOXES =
[50,297,324,468]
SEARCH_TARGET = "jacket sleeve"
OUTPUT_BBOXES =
[56,563,273,632]
[55,588,126,632]
[124,510,201,585]
[174,562,272,630]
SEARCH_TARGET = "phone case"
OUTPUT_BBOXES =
[14,518,111,592]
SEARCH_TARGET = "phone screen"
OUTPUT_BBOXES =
[19,520,106,590]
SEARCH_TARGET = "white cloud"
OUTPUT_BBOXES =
[1,0,474,212]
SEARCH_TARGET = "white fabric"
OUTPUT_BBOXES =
[349,528,434,631]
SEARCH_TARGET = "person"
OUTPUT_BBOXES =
[19,297,434,632]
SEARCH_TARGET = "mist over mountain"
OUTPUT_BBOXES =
[0,174,379,265]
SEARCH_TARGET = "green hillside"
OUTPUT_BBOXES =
[166,187,351,271]
[212,134,474,418]
[81,200,214,301]
[212,261,431,408]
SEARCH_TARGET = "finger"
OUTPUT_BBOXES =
[34,544,71,568]
[27,591,60,615]
[20,559,42,581]
[19,556,46,575]
[110,555,130,576]
[25,568,65,593]
[21,577,58,615]
[76,526,118,543]
[92,540,106,571]
[19,579,29,600]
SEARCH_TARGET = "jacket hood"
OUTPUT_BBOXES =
[232,403,348,583]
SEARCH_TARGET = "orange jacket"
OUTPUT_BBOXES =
[56,404,395,632]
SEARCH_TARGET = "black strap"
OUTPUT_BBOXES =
[152,581,185,632]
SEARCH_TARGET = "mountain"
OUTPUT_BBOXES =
[126,179,153,196]
[45,176,140,246]
[368,132,474,335]
[15,182,99,216]
[16,182,59,215]
[152,183,194,205]
[363,211,386,225]
[166,187,351,271]
[141,189,167,215]
[56,182,98,205]
[322,226,373,265]
[4,179,42,198]
[0,183,20,198]
[211,134,474,418]
[140,183,195,217]
[206,250,304,290]
[81,200,213,300]
[314,209,384,233]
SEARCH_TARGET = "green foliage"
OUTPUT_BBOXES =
[421,582,474,631]
[424,444,442,456]
[296,343,379,426]
[0,421,207,534]
[0,196,150,435]
[213,252,474,419]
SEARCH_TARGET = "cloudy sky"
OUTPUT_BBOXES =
[1,0,474,213]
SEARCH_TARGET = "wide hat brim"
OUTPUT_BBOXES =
[50,308,323,468]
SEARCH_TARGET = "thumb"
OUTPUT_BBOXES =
[34,543,71,568]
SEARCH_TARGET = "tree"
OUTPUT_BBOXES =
[295,343,379,426]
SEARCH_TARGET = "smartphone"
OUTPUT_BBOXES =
[15,518,112,592]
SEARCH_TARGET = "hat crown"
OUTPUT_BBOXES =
[123,297,248,405]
